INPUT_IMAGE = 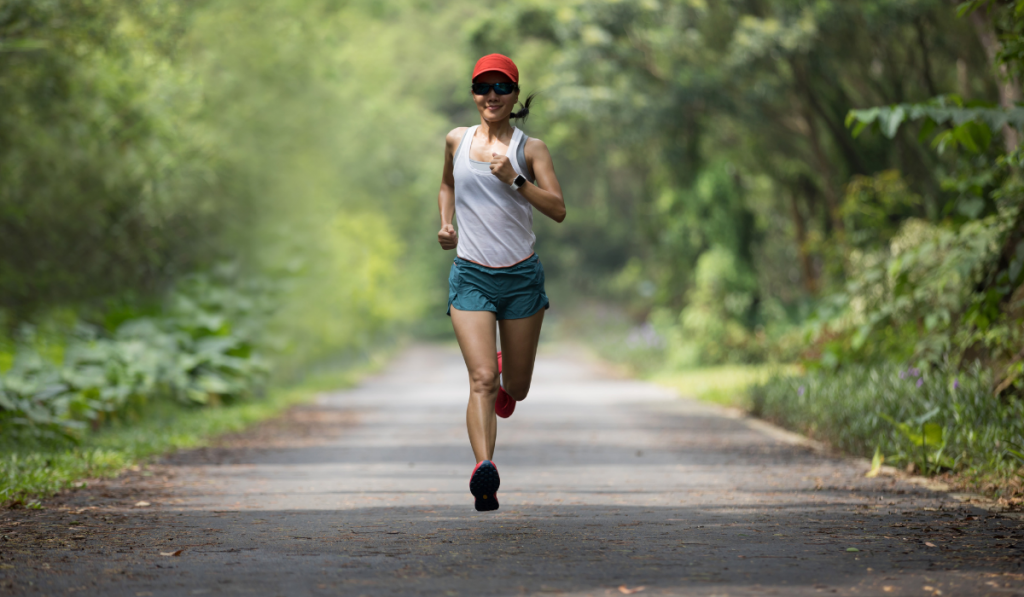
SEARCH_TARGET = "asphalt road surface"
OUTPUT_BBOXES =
[2,344,1023,596]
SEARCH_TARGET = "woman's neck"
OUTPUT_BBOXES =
[478,117,514,141]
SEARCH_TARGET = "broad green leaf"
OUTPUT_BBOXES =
[921,423,944,448]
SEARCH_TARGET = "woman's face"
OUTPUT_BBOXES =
[473,71,519,123]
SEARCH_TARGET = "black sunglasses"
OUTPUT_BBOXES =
[471,82,519,96]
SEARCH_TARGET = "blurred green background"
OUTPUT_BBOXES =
[2,0,1023,499]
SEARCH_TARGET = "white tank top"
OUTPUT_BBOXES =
[453,125,535,267]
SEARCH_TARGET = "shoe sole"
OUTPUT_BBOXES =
[470,462,500,512]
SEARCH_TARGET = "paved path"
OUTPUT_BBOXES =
[2,344,1023,596]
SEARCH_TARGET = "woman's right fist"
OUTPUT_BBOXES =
[438,224,458,250]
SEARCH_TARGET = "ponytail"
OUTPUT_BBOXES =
[511,92,537,123]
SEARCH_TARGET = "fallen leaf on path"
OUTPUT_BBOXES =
[134,501,150,507]
[846,547,860,552]
[882,587,893,592]
[159,549,183,557]
[618,586,645,595]
[924,542,937,548]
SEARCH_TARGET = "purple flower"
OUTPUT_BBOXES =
[899,370,907,379]
[953,378,959,390]
[798,386,805,397]
[909,367,921,377]
[916,378,924,388]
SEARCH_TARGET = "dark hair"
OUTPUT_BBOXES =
[511,92,537,123]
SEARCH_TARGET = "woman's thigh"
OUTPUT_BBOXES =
[497,308,544,398]
[450,306,499,386]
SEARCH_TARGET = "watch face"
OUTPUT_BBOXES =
[514,175,526,186]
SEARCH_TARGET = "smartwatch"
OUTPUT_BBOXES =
[510,174,527,191]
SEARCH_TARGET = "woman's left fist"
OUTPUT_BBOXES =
[490,153,516,185]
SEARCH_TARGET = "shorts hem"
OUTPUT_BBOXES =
[447,296,499,317]
[496,297,550,321]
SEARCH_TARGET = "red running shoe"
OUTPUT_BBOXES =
[495,387,515,418]
[469,460,500,512]
[495,351,516,418]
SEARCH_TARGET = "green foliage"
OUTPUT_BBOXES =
[661,246,764,368]
[0,273,270,440]
[751,363,1024,482]
[822,2,1024,379]
[1006,440,1024,483]
[737,1,1024,492]
[840,170,922,250]
[0,0,498,448]
[847,96,1024,147]
[808,214,1011,369]
[4,0,1024,497]
[0,0,227,317]
[878,412,954,475]
[466,0,1007,375]
[958,0,1024,83]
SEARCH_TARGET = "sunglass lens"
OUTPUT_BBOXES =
[471,82,518,95]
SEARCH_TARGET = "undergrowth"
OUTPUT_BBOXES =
[750,363,1024,493]
[0,351,389,507]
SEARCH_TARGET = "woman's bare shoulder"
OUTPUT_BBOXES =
[446,127,471,148]
[524,137,551,158]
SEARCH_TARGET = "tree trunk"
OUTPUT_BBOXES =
[797,101,845,237]
[915,18,939,97]
[968,7,1022,152]
[789,190,818,295]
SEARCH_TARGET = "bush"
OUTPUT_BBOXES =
[751,363,1024,481]
[807,213,1016,370]
[0,273,270,441]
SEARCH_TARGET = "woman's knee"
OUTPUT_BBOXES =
[468,367,499,395]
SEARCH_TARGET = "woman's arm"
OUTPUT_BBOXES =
[438,128,466,250]
[489,138,566,223]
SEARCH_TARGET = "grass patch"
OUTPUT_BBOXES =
[750,363,1024,495]
[0,349,392,506]
[651,365,793,408]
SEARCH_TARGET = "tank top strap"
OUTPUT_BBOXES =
[453,125,478,166]
[507,127,525,177]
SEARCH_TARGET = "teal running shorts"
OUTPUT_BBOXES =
[447,254,550,320]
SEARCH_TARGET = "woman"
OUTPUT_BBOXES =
[436,54,566,512]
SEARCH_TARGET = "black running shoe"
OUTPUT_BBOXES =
[469,460,500,512]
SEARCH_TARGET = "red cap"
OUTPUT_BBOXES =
[472,54,519,83]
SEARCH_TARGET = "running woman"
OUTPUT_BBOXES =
[436,54,566,512]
